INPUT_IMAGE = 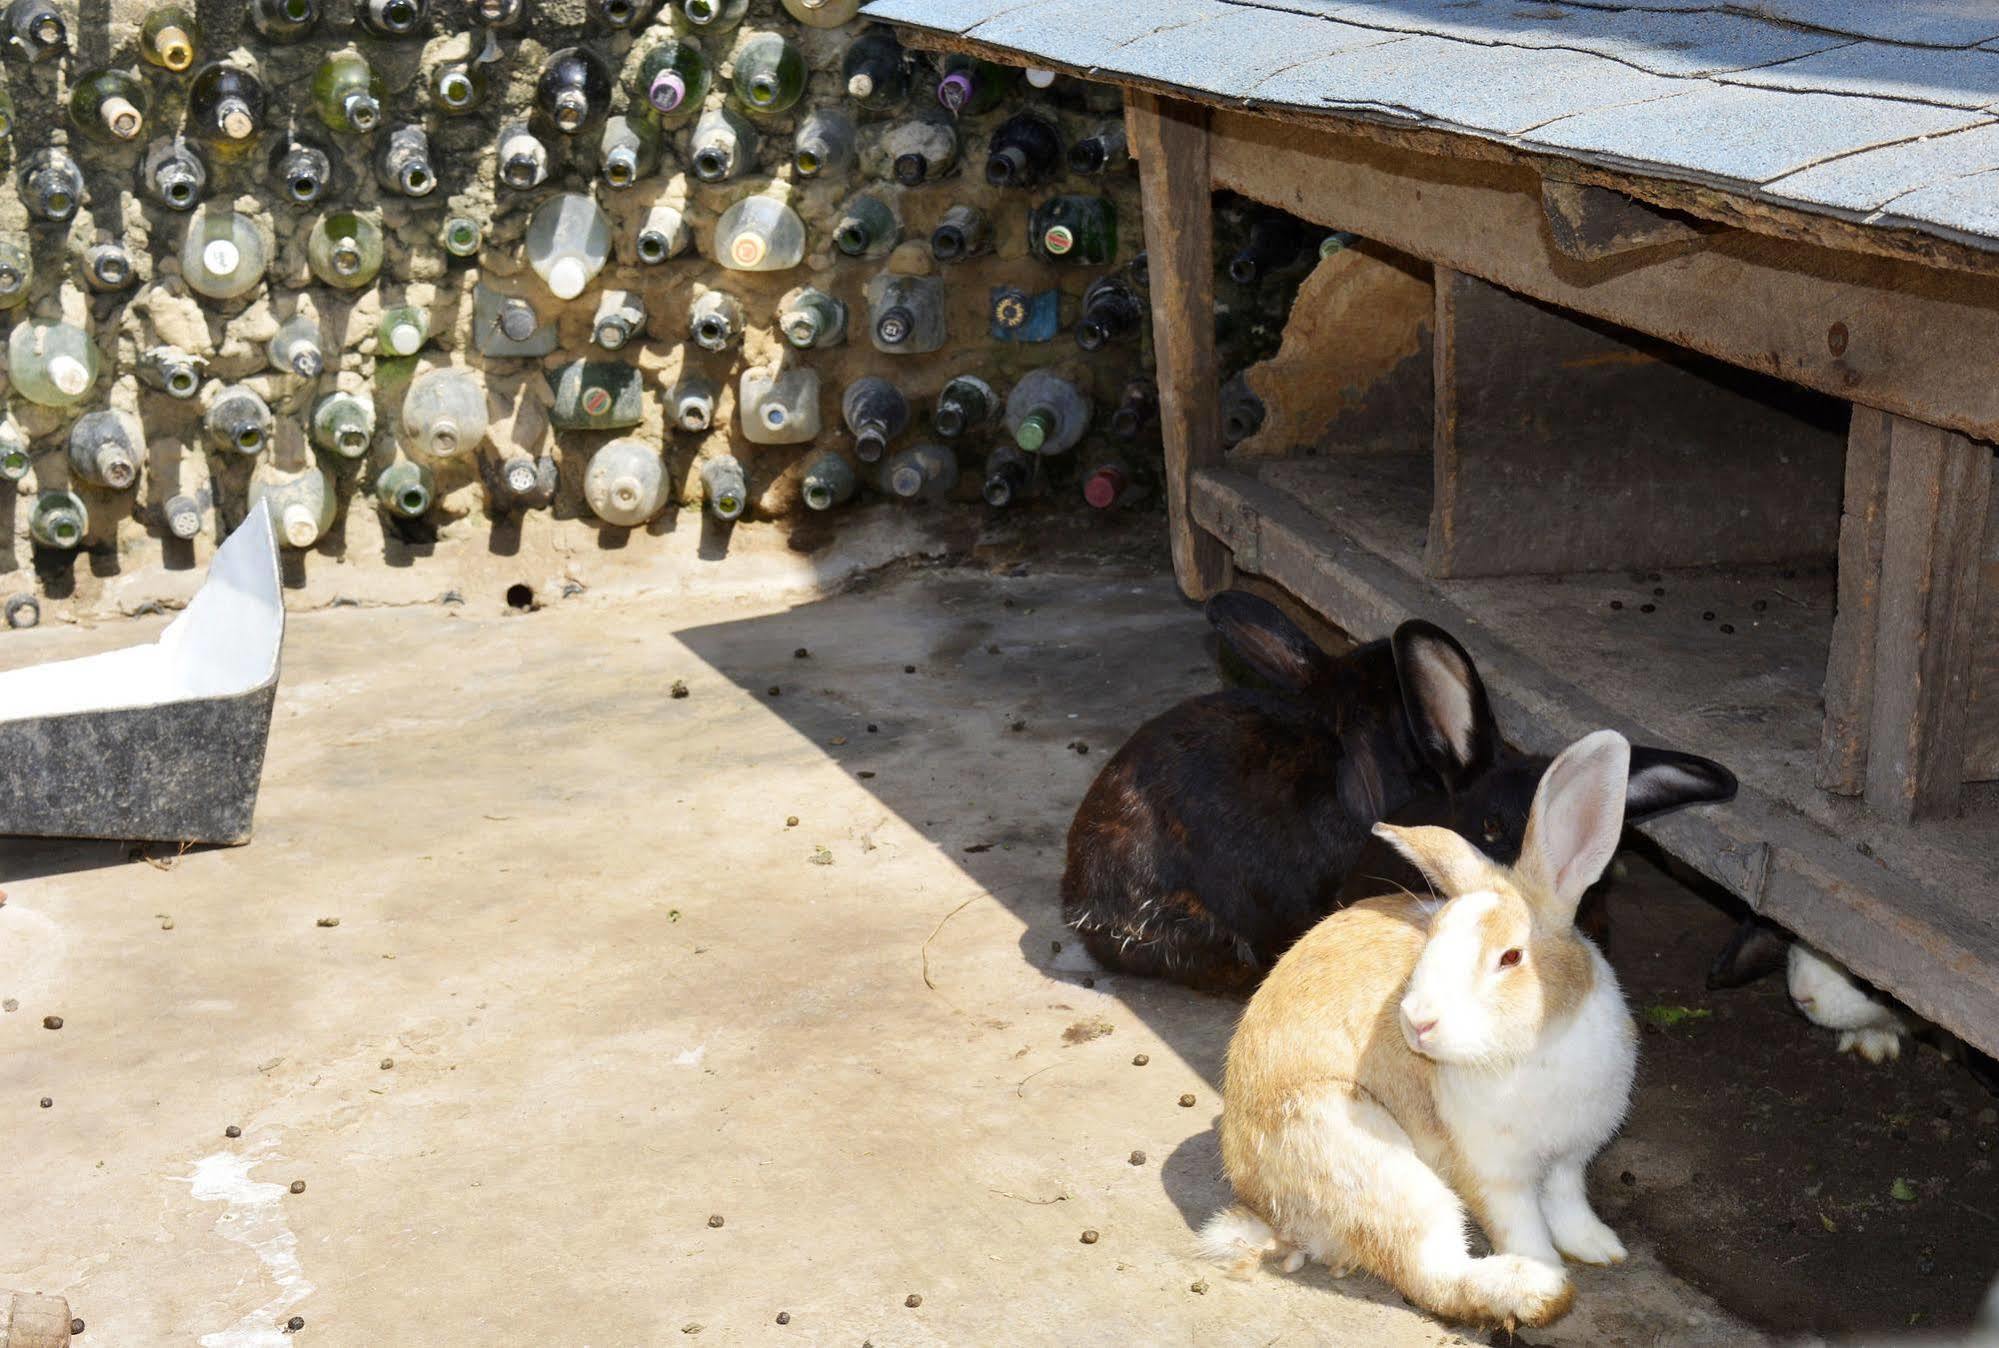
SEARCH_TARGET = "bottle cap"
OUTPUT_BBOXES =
[649,72,686,114]
[595,320,627,349]
[610,476,642,509]
[386,322,422,356]
[937,71,972,112]
[431,419,461,455]
[1015,410,1050,452]
[203,239,242,276]
[1025,68,1057,88]
[546,257,588,300]
[167,499,202,538]
[505,458,538,493]
[1043,225,1075,256]
[100,453,136,489]
[219,100,255,141]
[100,96,142,140]
[282,503,319,548]
[761,404,787,431]
[876,306,913,345]
[498,301,539,342]
[1085,466,1127,509]
[846,73,874,99]
[291,346,325,378]
[49,355,90,397]
[889,462,923,497]
[728,231,769,269]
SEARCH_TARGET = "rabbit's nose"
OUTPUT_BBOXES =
[1411,1018,1438,1039]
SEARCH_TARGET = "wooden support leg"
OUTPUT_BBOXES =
[1863,416,1992,820]
[1126,89,1231,601]
[1818,407,1891,795]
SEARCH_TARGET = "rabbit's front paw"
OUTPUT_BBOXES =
[1838,1028,1902,1063]
[1548,1210,1627,1266]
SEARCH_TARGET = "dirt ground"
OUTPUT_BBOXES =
[0,520,1989,1345]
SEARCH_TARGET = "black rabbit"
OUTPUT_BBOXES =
[1061,591,1737,991]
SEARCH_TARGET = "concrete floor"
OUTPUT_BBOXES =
[0,550,1760,1346]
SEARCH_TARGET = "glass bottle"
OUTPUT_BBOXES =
[688,290,743,351]
[496,122,550,190]
[678,0,746,32]
[536,47,611,135]
[714,195,804,272]
[842,28,906,112]
[1229,210,1310,284]
[636,205,690,263]
[248,462,335,548]
[591,290,645,350]
[1029,195,1117,265]
[250,0,319,42]
[1005,369,1092,455]
[599,115,660,188]
[141,136,207,211]
[884,442,957,502]
[935,55,1013,117]
[832,193,896,258]
[379,305,429,357]
[738,364,820,445]
[270,133,332,205]
[525,192,611,301]
[140,7,200,72]
[1082,449,1137,510]
[205,384,274,454]
[777,286,845,350]
[163,493,205,540]
[840,377,907,463]
[632,35,709,120]
[307,210,384,289]
[375,457,434,518]
[793,108,855,180]
[583,439,665,527]
[671,374,716,431]
[981,443,1031,507]
[690,106,757,182]
[782,0,858,26]
[30,492,88,549]
[427,58,486,115]
[0,85,13,139]
[312,389,375,458]
[494,452,552,508]
[866,273,946,354]
[0,239,26,307]
[312,50,384,134]
[442,216,483,258]
[1076,275,1144,351]
[21,149,84,222]
[701,456,747,521]
[377,125,436,198]
[550,361,645,430]
[188,61,267,153]
[138,346,204,399]
[82,242,134,290]
[731,32,806,116]
[882,112,956,186]
[401,367,489,457]
[932,374,995,438]
[586,0,653,29]
[180,208,268,302]
[1110,377,1157,439]
[929,204,989,262]
[472,287,554,359]
[1222,372,1265,444]
[472,0,525,31]
[1069,123,1129,176]
[985,110,1060,189]
[9,320,99,408]
[68,67,149,144]
[67,411,143,490]
[800,452,855,512]
[6,0,65,62]
[268,313,326,377]
[356,0,427,39]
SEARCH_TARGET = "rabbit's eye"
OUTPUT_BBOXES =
[1481,816,1504,843]
[1498,948,1523,968]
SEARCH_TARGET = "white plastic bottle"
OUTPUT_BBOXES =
[401,367,489,458]
[248,461,336,549]
[181,208,268,301]
[524,192,611,301]
[737,364,820,445]
[714,195,804,273]
[583,438,666,527]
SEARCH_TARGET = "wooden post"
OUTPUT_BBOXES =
[1126,90,1231,601]
[1818,407,1892,794]
[1864,415,1992,820]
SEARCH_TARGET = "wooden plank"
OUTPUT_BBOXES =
[1817,406,1892,795]
[1126,89,1231,601]
[1206,111,1999,448]
[1864,418,1993,820]
[1425,269,1846,577]
[1968,491,1999,780]
[1540,179,1704,263]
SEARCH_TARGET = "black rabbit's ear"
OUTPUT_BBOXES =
[1205,591,1334,692]
[1626,747,1737,821]
[1706,914,1790,990]
[1391,620,1498,787]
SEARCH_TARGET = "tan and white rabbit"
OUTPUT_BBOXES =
[1200,729,1640,1328]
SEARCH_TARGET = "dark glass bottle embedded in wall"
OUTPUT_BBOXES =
[982,444,1032,507]
[250,0,319,42]
[6,0,66,62]
[1221,372,1266,444]
[141,138,207,211]
[1029,196,1117,266]
[356,0,428,39]
[985,111,1061,189]
[1076,275,1144,351]
[188,62,268,153]
[586,0,654,29]
[932,375,995,438]
[536,46,612,135]
[1110,377,1157,440]
[935,54,1012,116]
[841,376,909,462]
[929,205,990,262]
[1069,123,1129,176]
[841,27,907,112]
[1228,211,1310,285]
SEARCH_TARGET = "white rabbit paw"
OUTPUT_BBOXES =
[1549,1211,1627,1266]
[1838,1028,1902,1063]
[1470,1254,1574,1328]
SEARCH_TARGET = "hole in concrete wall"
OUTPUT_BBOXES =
[505,583,535,610]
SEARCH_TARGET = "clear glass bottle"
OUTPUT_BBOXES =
[356,0,427,39]
[782,0,858,25]
[738,364,820,445]
[599,115,660,188]
[82,242,134,290]
[583,439,666,527]
[205,384,274,454]
[68,67,149,144]
[671,374,716,431]
[932,374,995,438]
[375,457,434,518]
[525,192,611,301]
[250,0,319,42]
[442,216,483,258]
[401,367,489,458]
[866,273,946,354]
[21,148,84,222]
[268,313,326,377]
[180,208,268,301]
[427,57,485,114]
[307,210,384,289]
[981,443,1031,507]
[881,112,956,187]
[1069,122,1130,176]
[633,35,709,120]
[378,305,429,357]
[840,377,907,462]
[884,442,957,502]
[140,7,199,72]
[800,452,855,512]
[30,492,88,549]
[592,290,646,350]
[701,455,748,521]
[141,136,206,211]
[248,462,335,549]
[164,492,205,540]
[0,415,28,482]
[472,0,524,29]
[832,193,897,258]
[67,411,143,490]
[929,204,989,262]
[269,133,332,205]
[690,106,757,182]
[1030,196,1118,266]
[497,122,550,191]
[731,32,806,116]
[1005,369,1093,455]
[715,196,805,272]
[377,125,436,197]
[0,240,26,307]
[312,50,384,134]
[138,346,204,399]
[679,0,746,32]
[9,320,99,408]
[985,110,1060,189]
[535,47,611,135]
[311,389,375,458]
[793,108,855,180]
[7,0,65,62]
[637,205,690,264]
[586,0,653,30]
[187,61,267,153]
[688,290,743,352]
[777,286,845,350]
[842,28,906,112]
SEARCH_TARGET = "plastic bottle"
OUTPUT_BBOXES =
[583,439,666,526]
[205,384,274,454]
[690,106,757,182]
[312,49,383,133]
[794,108,856,180]
[799,453,856,512]
[375,457,434,518]
[777,286,846,350]
[671,375,716,431]
[525,192,611,301]
[401,367,489,457]
[311,389,375,458]
[702,455,748,520]
[738,364,820,445]
[142,137,207,211]
[840,376,908,462]
[268,313,326,377]
[1005,369,1093,455]
[30,492,88,549]
[307,210,384,288]
[249,462,335,548]
[981,443,1031,507]
[714,196,805,272]
[688,291,744,351]
[599,115,661,188]
[833,193,898,258]
[180,208,267,301]
[9,320,99,408]
[731,32,806,116]
[67,411,143,490]
[932,374,996,438]
[866,273,946,354]
[884,442,958,501]
[929,204,989,262]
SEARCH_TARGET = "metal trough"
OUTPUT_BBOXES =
[0,501,284,845]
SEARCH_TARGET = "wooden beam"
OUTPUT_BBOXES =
[1864,417,1992,820]
[1540,179,1703,264]
[1126,89,1231,601]
[1207,111,1999,448]
[1966,491,1999,780]
[1818,407,1892,795]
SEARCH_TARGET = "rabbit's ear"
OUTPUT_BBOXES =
[1370,822,1490,901]
[1626,747,1737,821]
[1205,590,1335,692]
[1705,915,1790,989]
[1391,620,1498,788]
[1517,730,1630,921]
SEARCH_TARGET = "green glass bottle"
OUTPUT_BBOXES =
[187,62,267,152]
[0,415,28,481]
[679,0,746,31]
[30,491,88,549]
[0,85,13,139]
[379,305,429,358]
[633,36,709,120]
[68,68,149,144]
[731,32,805,116]
[832,193,897,258]
[375,458,435,518]
[0,238,30,308]
[441,216,483,258]
[312,50,384,134]
[799,453,855,512]
[249,0,318,42]
[427,58,486,115]
[307,210,384,289]
[548,361,645,431]
[140,7,199,72]
[1029,195,1117,266]
[312,389,375,458]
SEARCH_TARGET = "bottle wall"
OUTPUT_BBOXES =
[0,0,1167,614]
